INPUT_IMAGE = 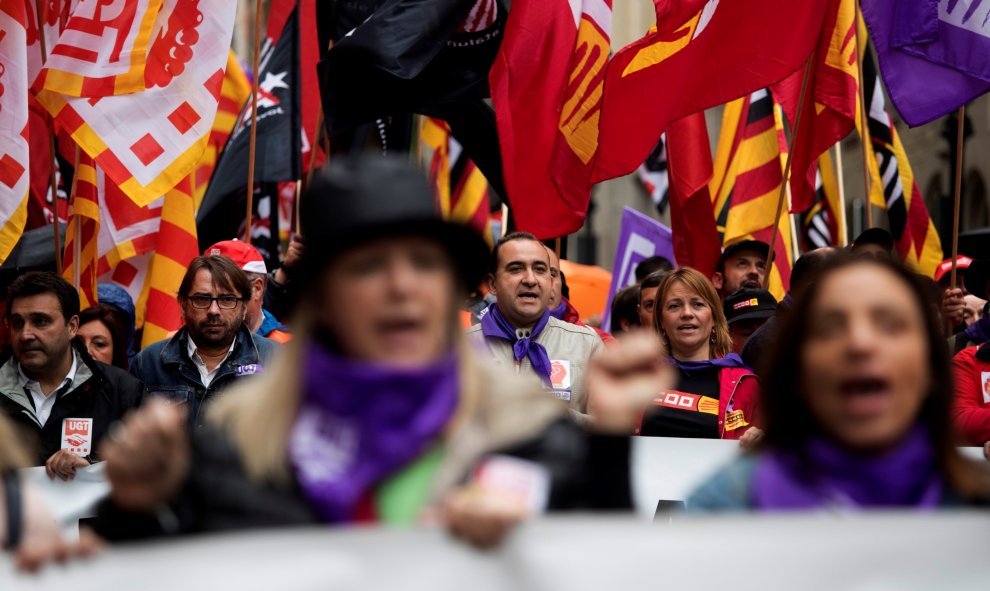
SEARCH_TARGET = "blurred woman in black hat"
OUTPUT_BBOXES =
[93,156,664,547]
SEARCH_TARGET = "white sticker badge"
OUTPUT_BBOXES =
[61,418,93,457]
[549,359,572,390]
[982,372,990,404]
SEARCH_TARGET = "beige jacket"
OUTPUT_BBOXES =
[466,316,604,419]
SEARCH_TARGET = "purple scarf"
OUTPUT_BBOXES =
[288,342,459,523]
[548,300,568,321]
[480,303,553,385]
[964,303,990,344]
[752,425,943,510]
[669,353,748,373]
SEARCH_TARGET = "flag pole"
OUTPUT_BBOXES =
[244,0,265,246]
[947,105,966,334]
[764,54,814,290]
[71,145,81,290]
[854,3,873,229]
[35,0,62,274]
[834,143,849,246]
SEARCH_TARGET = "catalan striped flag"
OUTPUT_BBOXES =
[192,52,251,209]
[773,0,858,213]
[0,0,31,266]
[859,42,943,276]
[61,151,100,309]
[33,0,238,206]
[800,151,845,250]
[421,117,493,245]
[710,89,795,299]
[141,175,198,348]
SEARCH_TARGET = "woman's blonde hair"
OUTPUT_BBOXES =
[650,267,732,359]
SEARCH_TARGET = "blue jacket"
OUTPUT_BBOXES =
[130,325,278,430]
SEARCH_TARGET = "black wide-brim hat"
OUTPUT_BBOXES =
[299,155,491,291]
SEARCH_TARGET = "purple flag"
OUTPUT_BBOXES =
[601,207,676,332]
[862,0,990,126]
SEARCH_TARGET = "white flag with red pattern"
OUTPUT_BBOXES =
[34,0,237,206]
[0,0,32,265]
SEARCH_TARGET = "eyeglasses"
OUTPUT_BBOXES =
[186,295,243,310]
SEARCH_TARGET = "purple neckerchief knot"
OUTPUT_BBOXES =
[752,424,943,510]
[481,303,553,385]
[288,342,459,523]
[548,300,568,321]
[669,353,748,374]
[964,303,990,344]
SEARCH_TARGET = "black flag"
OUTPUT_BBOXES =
[197,7,301,255]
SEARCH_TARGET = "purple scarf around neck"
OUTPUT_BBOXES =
[964,303,990,343]
[669,352,748,373]
[480,303,553,385]
[548,300,568,321]
[752,425,943,510]
[288,342,459,523]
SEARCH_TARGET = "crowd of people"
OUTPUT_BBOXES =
[1,156,989,570]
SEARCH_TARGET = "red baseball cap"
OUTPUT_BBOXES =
[933,255,972,283]
[204,240,267,274]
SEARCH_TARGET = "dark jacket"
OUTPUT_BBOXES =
[0,342,143,465]
[130,326,278,430]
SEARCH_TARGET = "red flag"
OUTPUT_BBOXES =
[490,0,612,239]
[592,0,829,184]
[772,0,857,213]
[666,113,720,277]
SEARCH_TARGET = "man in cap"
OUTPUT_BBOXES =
[130,255,279,430]
[204,240,291,343]
[711,240,769,300]
[467,232,604,420]
[949,258,990,355]
[723,288,777,356]
[850,227,895,260]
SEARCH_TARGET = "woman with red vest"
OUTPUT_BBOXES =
[637,267,762,445]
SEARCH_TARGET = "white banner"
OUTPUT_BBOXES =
[3,514,990,589]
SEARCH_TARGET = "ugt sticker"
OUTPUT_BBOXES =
[61,418,92,457]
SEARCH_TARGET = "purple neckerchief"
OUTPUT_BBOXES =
[752,425,943,510]
[288,342,459,523]
[548,300,568,321]
[964,303,990,343]
[669,353,747,374]
[480,303,553,385]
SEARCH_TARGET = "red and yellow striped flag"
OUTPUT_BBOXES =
[421,117,493,245]
[192,52,251,209]
[61,150,100,309]
[141,175,198,348]
[711,89,795,300]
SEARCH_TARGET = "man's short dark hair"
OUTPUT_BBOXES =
[489,231,542,275]
[635,256,674,282]
[789,247,838,298]
[610,284,641,336]
[5,271,80,321]
[639,270,669,303]
[178,255,252,302]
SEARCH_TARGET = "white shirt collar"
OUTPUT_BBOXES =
[17,348,78,394]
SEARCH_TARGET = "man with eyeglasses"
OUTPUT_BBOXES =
[130,255,279,430]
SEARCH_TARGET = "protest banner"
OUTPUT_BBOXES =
[601,207,675,331]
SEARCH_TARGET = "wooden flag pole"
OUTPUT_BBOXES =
[854,3,874,230]
[71,145,81,289]
[834,143,849,246]
[764,54,814,290]
[947,105,966,334]
[244,0,265,246]
[35,0,62,274]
